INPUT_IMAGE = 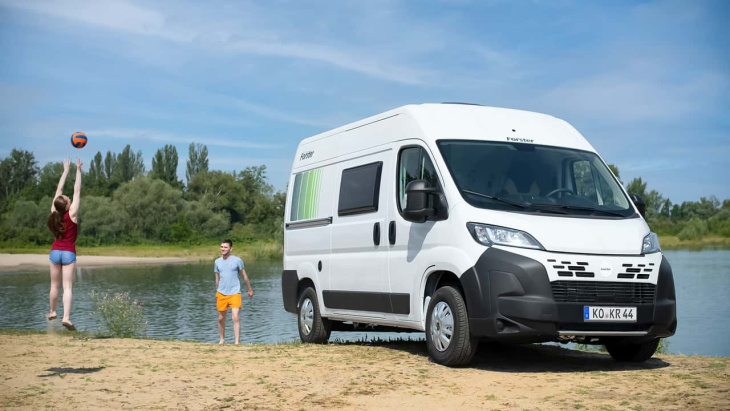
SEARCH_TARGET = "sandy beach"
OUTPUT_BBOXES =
[0,332,727,410]
[0,254,198,272]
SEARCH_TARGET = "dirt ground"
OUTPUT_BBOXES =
[0,332,728,410]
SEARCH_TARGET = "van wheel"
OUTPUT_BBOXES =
[605,338,660,362]
[297,287,331,344]
[425,286,477,366]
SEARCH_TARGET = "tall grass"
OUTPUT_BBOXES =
[90,290,147,338]
[245,241,283,260]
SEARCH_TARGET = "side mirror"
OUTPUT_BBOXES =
[629,193,646,218]
[403,180,439,223]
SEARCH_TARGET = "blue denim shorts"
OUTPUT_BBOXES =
[49,250,76,265]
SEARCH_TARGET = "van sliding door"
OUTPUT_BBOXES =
[326,150,392,317]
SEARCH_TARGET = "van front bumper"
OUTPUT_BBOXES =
[461,248,677,344]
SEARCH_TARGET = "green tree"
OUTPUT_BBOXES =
[86,152,107,195]
[236,165,274,223]
[113,145,145,185]
[179,199,230,237]
[625,177,663,221]
[187,171,247,223]
[114,177,182,239]
[78,196,129,244]
[0,199,49,244]
[659,199,672,219]
[103,151,116,180]
[186,143,209,184]
[679,197,720,220]
[29,162,75,202]
[150,144,182,189]
[677,218,708,241]
[0,149,39,201]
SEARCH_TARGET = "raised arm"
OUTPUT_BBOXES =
[51,158,71,212]
[69,157,83,220]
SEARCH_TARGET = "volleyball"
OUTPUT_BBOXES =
[71,132,87,149]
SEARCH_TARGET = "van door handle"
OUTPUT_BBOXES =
[389,221,396,245]
[373,222,380,246]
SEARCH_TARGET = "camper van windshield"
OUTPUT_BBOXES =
[437,140,635,218]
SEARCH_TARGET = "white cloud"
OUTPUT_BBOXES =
[0,0,431,85]
[88,128,282,150]
[536,70,728,122]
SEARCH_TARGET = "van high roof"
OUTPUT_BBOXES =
[299,103,595,153]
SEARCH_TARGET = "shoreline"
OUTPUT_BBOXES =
[0,332,727,410]
[0,253,201,272]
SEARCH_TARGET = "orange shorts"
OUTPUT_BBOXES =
[216,292,242,311]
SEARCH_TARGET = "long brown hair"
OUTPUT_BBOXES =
[46,196,67,239]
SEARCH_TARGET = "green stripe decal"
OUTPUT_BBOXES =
[290,168,323,221]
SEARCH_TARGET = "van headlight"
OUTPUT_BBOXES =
[467,223,544,250]
[642,232,661,254]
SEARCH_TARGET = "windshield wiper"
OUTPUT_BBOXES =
[462,189,528,208]
[529,203,626,217]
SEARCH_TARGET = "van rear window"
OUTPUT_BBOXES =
[338,162,383,216]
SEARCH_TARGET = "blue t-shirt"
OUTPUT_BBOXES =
[214,255,244,295]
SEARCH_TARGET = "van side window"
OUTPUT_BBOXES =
[398,147,439,211]
[290,168,324,221]
[338,162,383,216]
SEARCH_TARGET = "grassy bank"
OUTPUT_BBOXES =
[0,240,283,261]
[658,235,730,251]
[2,236,727,258]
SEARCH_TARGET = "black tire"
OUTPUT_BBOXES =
[297,287,331,344]
[605,338,660,362]
[425,286,478,366]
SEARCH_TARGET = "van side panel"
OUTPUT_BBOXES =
[284,161,338,294]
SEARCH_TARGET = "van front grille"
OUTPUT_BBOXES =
[551,281,656,304]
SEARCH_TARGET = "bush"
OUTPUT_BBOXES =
[677,218,708,241]
[90,290,147,338]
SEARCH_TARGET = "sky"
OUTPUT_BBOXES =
[0,0,728,203]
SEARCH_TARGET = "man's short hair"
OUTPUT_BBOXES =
[221,239,233,247]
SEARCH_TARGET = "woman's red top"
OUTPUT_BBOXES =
[51,212,77,254]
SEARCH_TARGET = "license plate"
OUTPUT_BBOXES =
[584,306,636,322]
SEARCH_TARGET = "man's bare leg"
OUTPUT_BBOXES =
[48,262,61,320]
[232,308,240,344]
[218,310,226,344]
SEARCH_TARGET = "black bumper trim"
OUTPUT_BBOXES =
[461,248,677,343]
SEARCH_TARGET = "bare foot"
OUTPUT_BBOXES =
[61,321,76,331]
[219,340,225,344]
[47,312,57,320]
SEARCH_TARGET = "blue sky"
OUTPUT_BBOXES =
[0,0,727,203]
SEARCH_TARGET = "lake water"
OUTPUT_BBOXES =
[0,250,728,357]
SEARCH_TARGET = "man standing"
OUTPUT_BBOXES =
[215,239,254,344]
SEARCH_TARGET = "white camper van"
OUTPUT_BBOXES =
[282,103,676,366]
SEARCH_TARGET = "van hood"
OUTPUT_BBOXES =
[468,208,650,255]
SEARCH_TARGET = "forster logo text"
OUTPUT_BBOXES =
[507,137,534,143]
[300,151,314,160]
